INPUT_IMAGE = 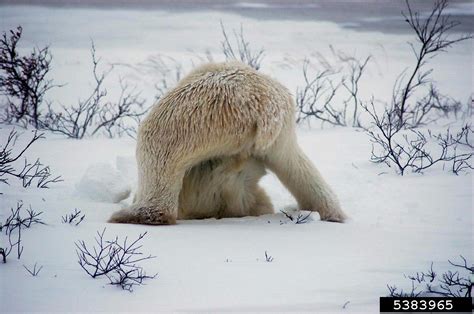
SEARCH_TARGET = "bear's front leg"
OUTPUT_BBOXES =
[108,201,177,225]
[108,157,183,225]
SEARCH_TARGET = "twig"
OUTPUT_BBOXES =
[23,263,43,276]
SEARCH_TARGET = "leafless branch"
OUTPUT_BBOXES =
[220,21,264,70]
[295,212,313,224]
[264,251,274,262]
[23,262,43,276]
[61,208,85,226]
[341,55,371,127]
[0,129,62,189]
[280,210,313,224]
[280,210,294,221]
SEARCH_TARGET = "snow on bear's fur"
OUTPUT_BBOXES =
[109,61,347,225]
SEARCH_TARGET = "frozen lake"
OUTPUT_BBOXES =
[2,0,473,33]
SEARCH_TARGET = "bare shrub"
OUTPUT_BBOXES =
[40,43,146,139]
[363,101,472,175]
[61,208,85,226]
[0,129,62,189]
[1,202,45,232]
[128,55,183,102]
[139,55,183,101]
[220,21,264,70]
[17,158,63,188]
[298,0,470,128]
[296,52,371,127]
[296,59,342,126]
[387,256,472,297]
[0,26,58,128]
[120,22,262,101]
[0,202,45,263]
[430,126,473,175]
[280,210,312,224]
[75,228,156,291]
[392,0,472,128]
[362,0,473,176]
[1,26,145,138]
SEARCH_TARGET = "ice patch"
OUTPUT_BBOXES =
[76,162,131,203]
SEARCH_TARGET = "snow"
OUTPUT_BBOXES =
[0,2,472,313]
[1,126,471,312]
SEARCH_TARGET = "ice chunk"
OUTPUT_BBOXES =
[76,162,131,203]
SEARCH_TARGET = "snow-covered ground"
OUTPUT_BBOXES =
[0,2,472,313]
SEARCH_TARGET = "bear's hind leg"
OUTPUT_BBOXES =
[264,132,347,222]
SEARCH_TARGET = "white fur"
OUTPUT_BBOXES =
[109,61,347,225]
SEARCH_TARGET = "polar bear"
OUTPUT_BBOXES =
[109,62,346,225]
